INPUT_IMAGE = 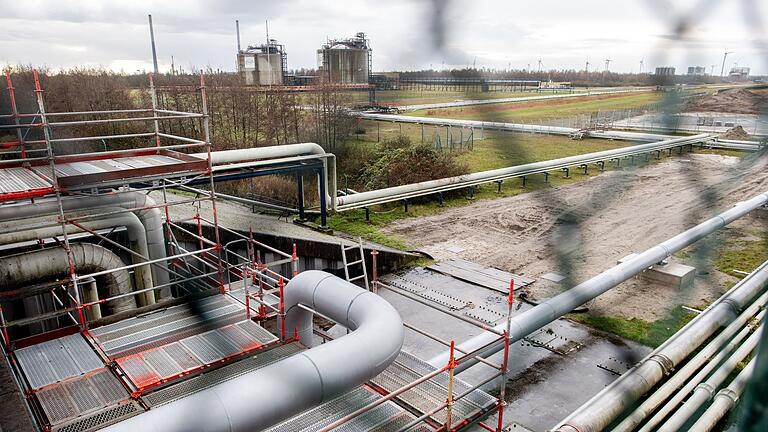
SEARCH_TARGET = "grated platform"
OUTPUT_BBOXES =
[0,167,54,201]
[90,295,246,358]
[371,351,495,425]
[15,333,103,389]
[52,400,143,432]
[143,342,303,407]
[264,386,429,432]
[116,320,278,391]
[36,369,129,426]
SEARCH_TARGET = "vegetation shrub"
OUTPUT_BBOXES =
[359,136,468,190]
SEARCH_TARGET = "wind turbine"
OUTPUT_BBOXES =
[720,50,734,77]
[605,59,612,72]
[639,58,644,74]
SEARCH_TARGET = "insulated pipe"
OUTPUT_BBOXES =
[556,255,768,432]
[0,192,169,297]
[0,243,135,314]
[356,112,673,142]
[192,143,338,210]
[688,358,756,432]
[657,323,764,431]
[430,191,768,375]
[0,211,155,306]
[100,271,404,432]
[615,292,768,432]
[337,134,711,209]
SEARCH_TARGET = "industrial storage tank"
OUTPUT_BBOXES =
[237,40,286,85]
[317,32,371,84]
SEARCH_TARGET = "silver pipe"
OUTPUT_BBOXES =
[191,143,337,210]
[430,191,768,376]
[337,134,711,210]
[100,270,404,432]
[688,358,756,432]
[657,323,764,431]
[0,243,135,314]
[0,211,156,306]
[0,192,170,298]
[556,253,768,432]
[616,293,768,432]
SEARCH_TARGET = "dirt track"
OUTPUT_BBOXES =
[383,153,768,319]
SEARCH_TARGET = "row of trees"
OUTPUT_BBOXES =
[0,66,355,154]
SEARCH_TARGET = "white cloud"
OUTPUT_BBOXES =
[0,0,766,74]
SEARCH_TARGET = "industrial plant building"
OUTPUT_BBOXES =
[237,40,286,85]
[317,32,372,84]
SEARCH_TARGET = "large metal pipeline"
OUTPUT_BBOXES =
[101,270,404,432]
[617,292,768,432]
[429,191,768,374]
[337,134,711,210]
[657,322,764,431]
[0,192,169,297]
[0,243,135,314]
[688,358,756,432]
[555,246,768,432]
[0,211,156,306]
[192,143,338,210]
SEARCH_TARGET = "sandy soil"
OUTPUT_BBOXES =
[383,153,768,320]
[683,88,767,115]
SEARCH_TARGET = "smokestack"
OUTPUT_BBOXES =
[148,14,159,74]
[236,20,241,52]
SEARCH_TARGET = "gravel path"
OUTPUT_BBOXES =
[383,153,768,319]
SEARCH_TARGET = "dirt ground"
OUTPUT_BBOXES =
[683,88,767,115]
[383,153,768,320]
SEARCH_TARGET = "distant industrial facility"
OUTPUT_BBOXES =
[317,32,372,84]
[687,66,706,76]
[729,66,751,78]
[654,66,676,76]
[237,40,287,86]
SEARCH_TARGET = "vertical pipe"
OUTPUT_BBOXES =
[148,14,159,75]
[296,171,305,221]
[236,20,241,52]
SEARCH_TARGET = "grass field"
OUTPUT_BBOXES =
[332,124,639,249]
[350,120,629,173]
[345,89,551,106]
[407,92,662,123]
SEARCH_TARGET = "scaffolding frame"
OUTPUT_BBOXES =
[0,70,298,347]
[1,70,508,432]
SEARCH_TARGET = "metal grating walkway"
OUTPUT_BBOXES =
[15,333,103,389]
[36,369,130,427]
[0,166,54,201]
[144,342,303,407]
[371,351,495,425]
[52,401,144,432]
[264,386,429,432]
[116,320,278,391]
[90,295,246,358]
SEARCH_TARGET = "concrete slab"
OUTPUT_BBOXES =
[380,264,651,432]
[618,253,695,288]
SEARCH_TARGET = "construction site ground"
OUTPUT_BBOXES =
[383,152,768,321]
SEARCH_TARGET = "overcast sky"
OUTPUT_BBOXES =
[1,0,767,75]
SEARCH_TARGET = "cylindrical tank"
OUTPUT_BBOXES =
[237,42,285,86]
[317,32,371,84]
